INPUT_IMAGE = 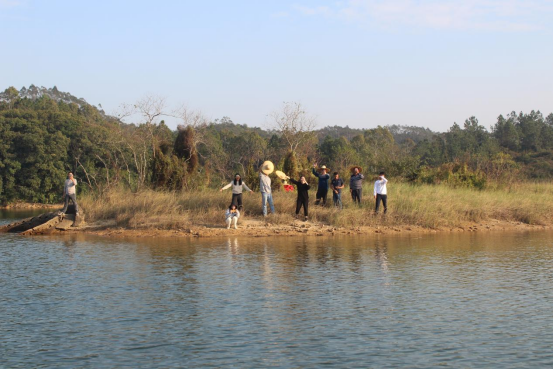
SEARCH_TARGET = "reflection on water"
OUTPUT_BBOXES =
[0,208,49,225]
[2,212,553,368]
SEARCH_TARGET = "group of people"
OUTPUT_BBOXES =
[220,161,388,228]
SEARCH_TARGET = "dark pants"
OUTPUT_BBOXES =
[351,189,362,204]
[296,198,309,217]
[315,188,328,205]
[61,193,79,213]
[231,193,243,210]
[375,194,387,213]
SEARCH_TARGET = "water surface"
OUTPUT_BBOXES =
[1,211,553,368]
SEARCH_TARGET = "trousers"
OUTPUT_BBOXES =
[231,193,243,209]
[332,191,342,209]
[351,189,362,204]
[315,188,328,205]
[61,193,79,213]
[296,198,309,216]
[226,216,238,228]
[375,194,387,213]
[261,192,275,216]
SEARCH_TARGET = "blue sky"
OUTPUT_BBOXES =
[1,0,552,131]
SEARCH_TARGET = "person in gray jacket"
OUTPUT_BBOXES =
[349,166,364,205]
[61,172,79,214]
[259,161,275,216]
[220,173,253,210]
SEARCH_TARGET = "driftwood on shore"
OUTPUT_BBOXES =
[0,205,84,235]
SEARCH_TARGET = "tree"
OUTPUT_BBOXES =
[175,125,198,174]
[3,87,19,109]
[492,114,519,151]
[269,102,317,156]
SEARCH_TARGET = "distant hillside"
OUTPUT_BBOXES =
[0,85,103,112]
[316,124,436,144]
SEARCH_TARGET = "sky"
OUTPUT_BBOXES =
[1,0,552,132]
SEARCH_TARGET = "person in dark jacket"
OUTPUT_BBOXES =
[331,172,345,209]
[312,163,330,206]
[288,175,311,221]
[349,166,364,205]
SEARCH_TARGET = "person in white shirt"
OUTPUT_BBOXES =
[61,172,79,215]
[220,173,253,210]
[374,171,388,214]
[225,204,240,229]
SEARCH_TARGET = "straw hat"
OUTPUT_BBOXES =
[260,161,274,175]
[317,165,330,173]
[275,170,288,180]
[349,165,363,173]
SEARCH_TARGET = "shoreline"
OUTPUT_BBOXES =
[75,218,551,239]
[1,202,62,210]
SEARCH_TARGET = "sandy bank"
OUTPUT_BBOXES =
[77,217,551,239]
[1,202,62,210]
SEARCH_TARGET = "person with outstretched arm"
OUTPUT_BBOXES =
[374,171,388,214]
[220,173,253,210]
[60,172,79,215]
[288,175,311,221]
[349,166,364,205]
[312,163,330,206]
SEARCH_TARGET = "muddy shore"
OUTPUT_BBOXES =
[78,218,551,239]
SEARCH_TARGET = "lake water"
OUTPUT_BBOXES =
[2,211,553,368]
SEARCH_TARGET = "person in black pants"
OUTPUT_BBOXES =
[312,163,330,206]
[374,171,388,214]
[289,175,311,221]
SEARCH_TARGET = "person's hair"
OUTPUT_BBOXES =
[233,173,242,186]
[379,171,385,176]
[333,172,339,176]
[228,204,237,210]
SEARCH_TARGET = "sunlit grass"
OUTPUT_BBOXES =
[80,181,553,230]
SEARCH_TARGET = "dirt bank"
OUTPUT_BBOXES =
[77,217,551,239]
[1,202,62,210]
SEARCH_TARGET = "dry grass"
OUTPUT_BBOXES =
[80,181,553,230]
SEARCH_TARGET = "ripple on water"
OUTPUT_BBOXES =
[1,230,553,368]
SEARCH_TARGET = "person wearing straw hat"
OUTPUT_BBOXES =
[259,161,275,216]
[349,166,364,205]
[312,163,330,206]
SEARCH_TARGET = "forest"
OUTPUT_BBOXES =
[1,86,553,205]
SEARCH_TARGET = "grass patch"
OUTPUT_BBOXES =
[80,181,553,230]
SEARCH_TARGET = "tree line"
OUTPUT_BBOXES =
[1,86,552,204]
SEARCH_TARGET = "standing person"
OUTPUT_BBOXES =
[220,173,253,211]
[331,172,345,209]
[61,172,79,215]
[225,204,240,229]
[374,171,388,214]
[349,166,364,205]
[288,175,311,221]
[259,161,275,217]
[312,163,330,206]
